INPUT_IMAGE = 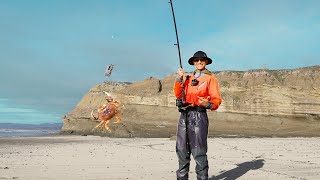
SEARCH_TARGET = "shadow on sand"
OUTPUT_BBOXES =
[209,159,265,180]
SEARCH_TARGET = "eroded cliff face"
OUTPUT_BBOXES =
[61,66,320,137]
[217,66,320,115]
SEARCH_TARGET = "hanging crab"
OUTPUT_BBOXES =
[91,91,124,132]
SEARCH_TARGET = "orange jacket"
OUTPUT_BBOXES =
[174,73,222,110]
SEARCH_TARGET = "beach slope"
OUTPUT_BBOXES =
[1,136,319,180]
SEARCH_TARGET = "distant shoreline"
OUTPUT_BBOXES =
[0,123,62,137]
[0,122,63,129]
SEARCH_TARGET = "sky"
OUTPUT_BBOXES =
[0,0,319,124]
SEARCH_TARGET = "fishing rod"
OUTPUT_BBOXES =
[169,0,187,106]
[169,0,182,69]
[169,0,189,150]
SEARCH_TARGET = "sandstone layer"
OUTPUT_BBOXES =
[61,66,320,137]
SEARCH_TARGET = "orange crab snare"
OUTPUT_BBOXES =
[91,91,125,132]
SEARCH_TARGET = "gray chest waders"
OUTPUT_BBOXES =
[176,110,209,180]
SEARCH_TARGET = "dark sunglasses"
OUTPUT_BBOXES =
[193,59,207,62]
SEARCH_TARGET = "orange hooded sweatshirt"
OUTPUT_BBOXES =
[174,71,222,110]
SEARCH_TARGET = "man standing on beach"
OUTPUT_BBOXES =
[173,51,222,180]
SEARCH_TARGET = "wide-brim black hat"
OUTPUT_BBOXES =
[188,51,212,65]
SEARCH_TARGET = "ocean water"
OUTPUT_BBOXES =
[0,129,60,137]
[0,98,75,125]
[0,123,63,137]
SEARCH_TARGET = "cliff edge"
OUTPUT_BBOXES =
[61,66,320,137]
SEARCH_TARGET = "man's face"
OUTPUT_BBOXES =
[193,59,207,70]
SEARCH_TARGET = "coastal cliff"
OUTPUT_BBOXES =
[61,66,320,137]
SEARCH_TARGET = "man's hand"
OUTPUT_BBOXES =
[198,96,211,107]
[177,68,184,79]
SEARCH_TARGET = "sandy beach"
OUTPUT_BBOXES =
[0,136,319,180]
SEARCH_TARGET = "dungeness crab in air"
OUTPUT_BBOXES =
[91,91,124,132]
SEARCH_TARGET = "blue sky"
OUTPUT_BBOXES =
[0,0,319,124]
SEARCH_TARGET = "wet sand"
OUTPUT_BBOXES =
[0,135,319,180]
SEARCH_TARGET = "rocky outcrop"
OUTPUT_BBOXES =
[61,66,320,137]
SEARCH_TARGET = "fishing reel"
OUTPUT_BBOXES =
[191,79,199,86]
[176,98,183,107]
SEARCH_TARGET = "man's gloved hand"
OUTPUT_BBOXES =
[198,96,212,108]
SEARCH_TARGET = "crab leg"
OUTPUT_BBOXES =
[114,116,121,124]
[104,120,111,132]
[94,120,104,129]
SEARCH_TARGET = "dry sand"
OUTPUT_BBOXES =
[0,135,319,180]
